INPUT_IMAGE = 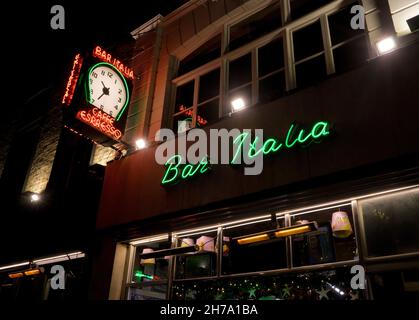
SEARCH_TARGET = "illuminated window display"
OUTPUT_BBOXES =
[122,187,419,300]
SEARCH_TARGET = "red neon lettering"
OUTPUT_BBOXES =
[62,54,83,106]
[92,45,134,80]
[77,107,122,140]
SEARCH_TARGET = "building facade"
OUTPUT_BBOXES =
[1,0,419,300]
[91,0,419,300]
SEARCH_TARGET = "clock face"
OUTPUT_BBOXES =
[87,63,128,119]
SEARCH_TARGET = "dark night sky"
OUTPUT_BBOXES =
[2,0,187,122]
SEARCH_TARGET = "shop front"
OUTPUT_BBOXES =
[92,42,419,301]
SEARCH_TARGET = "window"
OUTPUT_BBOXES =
[328,2,369,74]
[172,267,359,300]
[228,1,282,52]
[222,217,287,274]
[258,37,286,103]
[290,204,358,267]
[359,188,419,258]
[369,268,419,301]
[293,21,327,88]
[290,0,335,20]
[175,229,218,279]
[178,35,221,76]
[228,53,252,108]
[128,238,171,300]
[173,68,220,134]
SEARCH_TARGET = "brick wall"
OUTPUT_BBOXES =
[23,105,62,194]
[91,144,117,166]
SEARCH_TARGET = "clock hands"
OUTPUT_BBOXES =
[98,81,110,100]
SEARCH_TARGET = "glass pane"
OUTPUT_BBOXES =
[175,80,194,113]
[173,111,194,134]
[228,84,252,110]
[295,54,327,88]
[293,21,324,61]
[175,230,218,279]
[290,204,357,267]
[127,285,167,300]
[199,68,220,103]
[258,37,284,77]
[369,268,419,301]
[259,71,286,104]
[228,1,282,52]
[173,267,361,300]
[359,188,419,257]
[229,53,252,90]
[328,2,364,46]
[131,240,171,284]
[178,35,221,76]
[333,36,369,74]
[291,0,334,20]
[222,218,287,274]
[197,99,219,127]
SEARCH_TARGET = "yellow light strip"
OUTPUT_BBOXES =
[274,225,312,238]
[8,272,24,279]
[237,234,270,245]
[24,269,41,276]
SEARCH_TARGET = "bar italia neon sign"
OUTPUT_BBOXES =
[161,121,331,185]
[92,46,134,80]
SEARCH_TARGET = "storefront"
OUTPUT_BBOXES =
[85,0,419,301]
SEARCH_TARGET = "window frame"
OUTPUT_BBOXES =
[169,0,372,134]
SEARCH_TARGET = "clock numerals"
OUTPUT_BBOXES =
[118,97,122,103]
[100,105,104,110]
[89,79,93,84]
[118,89,122,95]
[109,111,113,116]
[114,79,117,84]
[101,70,106,76]
[107,72,113,78]
[92,72,98,78]
[114,105,119,110]
[91,98,95,104]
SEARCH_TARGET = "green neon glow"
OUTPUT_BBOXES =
[85,62,130,121]
[134,270,154,280]
[162,121,330,185]
[161,155,211,186]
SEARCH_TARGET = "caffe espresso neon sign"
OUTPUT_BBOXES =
[77,107,122,140]
[161,121,331,185]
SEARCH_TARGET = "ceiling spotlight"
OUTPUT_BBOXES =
[31,194,40,202]
[231,98,246,112]
[135,139,146,150]
[377,37,396,55]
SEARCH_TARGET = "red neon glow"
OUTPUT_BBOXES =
[76,107,122,140]
[62,54,83,106]
[179,105,208,126]
[93,46,134,80]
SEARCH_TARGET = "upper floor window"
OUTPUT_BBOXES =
[177,34,221,77]
[228,0,282,52]
[328,2,370,74]
[293,20,327,88]
[290,0,335,20]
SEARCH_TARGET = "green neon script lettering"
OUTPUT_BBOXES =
[162,156,211,185]
[162,121,330,185]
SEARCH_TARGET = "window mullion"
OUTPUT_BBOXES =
[252,48,258,105]
[284,28,296,91]
[281,0,291,25]
[320,14,336,75]
[192,77,199,128]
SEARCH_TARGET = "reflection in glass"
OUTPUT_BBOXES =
[291,204,357,267]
